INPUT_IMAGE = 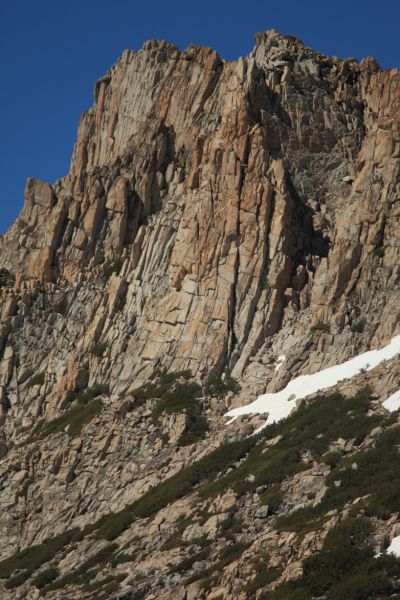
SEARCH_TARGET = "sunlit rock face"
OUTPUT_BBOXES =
[0,29,399,599]
[1,30,399,389]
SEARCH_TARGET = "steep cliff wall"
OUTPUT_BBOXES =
[1,30,399,395]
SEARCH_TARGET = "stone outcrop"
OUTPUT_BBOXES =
[1,30,399,391]
[0,29,399,599]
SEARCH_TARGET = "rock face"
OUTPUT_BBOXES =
[0,29,399,599]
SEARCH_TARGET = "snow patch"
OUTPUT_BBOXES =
[386,535,400,557]
[226,335,400,428]
[275,355,286,372]
[383,389,400,413]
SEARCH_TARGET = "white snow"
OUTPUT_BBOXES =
[226,335,400,428]
[386,535,400,557]
[275,355,286,372]
[383,389,400,413]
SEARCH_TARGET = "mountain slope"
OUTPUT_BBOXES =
[0,29,399,599]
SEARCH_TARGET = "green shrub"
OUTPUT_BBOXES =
[92,342,107,357]
[0,528,83,580]
[262,278,271,290]
[373,246,385,258]
[66,383,109,404]
[270,517,400,600]
[217,542,248,567]
[0,268,15,288]
[201,388,378,503]
[310,320,330,333]
[31,398,103,440]
[4,569,32,589]
[161,517,195,550]
[151,381,202,421]
[80,544,117,570]
[132,371,194,405]
[83,572,126,593]
[327,426,400,520]
[322,451,341,468]
[43,544,117,592]
[94,509,134,541]
[186,542,249,586]
[276,506,327,534]
[137,375,208,446]
[219,513,243,535]
[177,407,209,446]
[4,434,257,574]
[103,258,124,279]
[259,485,283,513]
[131,436,256,519]
[32,566,59,589]
[276,425,400,529]
[27,384,109,442]
[6,386,384,583]
[204,372,240,397]
[350,319,365,333]
[54,297,68,316]
[99,579,121,595]
[219,514,243,537]
[91,435,257,541]
[111,553,134,566]
[27,372,45,388]
[328,571,393,600]
[170,548,210,574]
[245,563,282,593]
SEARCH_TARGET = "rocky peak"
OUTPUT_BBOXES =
[0,29,399,382]
[0,30,399,600]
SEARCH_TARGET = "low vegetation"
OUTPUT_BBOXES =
[245,559,282,594]
[177,406,209,446]
[4,569,32,589]
[269,517,400,600]
[186,541,250,587]
[91,434,257,541]
[30,399,103,440]
[27,372,45,389]
[42,543,118,593]
[66,383,109,404]
[2,384,396,595]
[134,371,209,446]
[32,566,60,589]
[0,267,15,288]
[81,572,126,595]
[277,417,400,532]
[170,547,210,574]
[54,296,68,317]
[259,484,283,513]
[151,381,202,421]
[310,320,330,334]
[373,246,385,258]
[28,384,108,441]
[199,388,379,504]
[204,371,240,397]
[132,370,193,404]
[103,257,124,279]
[350,319,365,334]
[92,341,107,357]
[0,528,84,581]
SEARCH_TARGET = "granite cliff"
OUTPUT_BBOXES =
[0,29,400,599]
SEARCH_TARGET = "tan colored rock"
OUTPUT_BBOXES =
[0,28,400,600]
[24,178,55,210]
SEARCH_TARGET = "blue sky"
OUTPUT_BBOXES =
[1,0,399,233]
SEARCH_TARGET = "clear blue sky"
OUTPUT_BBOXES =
[1,0,399,233]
